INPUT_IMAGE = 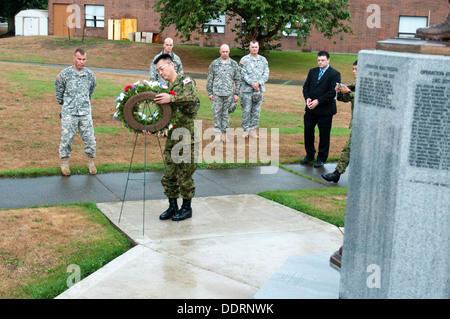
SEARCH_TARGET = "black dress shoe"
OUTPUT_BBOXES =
[300,156,314,164]
[172,198,192,221]
[330,246,343,269]
[321,170,341,183]
[313,160,324,168]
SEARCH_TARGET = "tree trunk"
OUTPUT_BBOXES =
[6,16,14,35]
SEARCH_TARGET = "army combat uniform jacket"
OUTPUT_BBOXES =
[206,58,241,97]
[239,54,269,93]
[55,65,96,116]
[337,82,355,129]
[168,74,200,140]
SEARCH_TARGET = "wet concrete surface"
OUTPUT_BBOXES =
[56,194,343,299]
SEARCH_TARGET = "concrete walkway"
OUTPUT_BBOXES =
[57,194,343,299]
[0,162,349,299]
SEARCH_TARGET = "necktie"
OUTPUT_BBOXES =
[318,69,324,82]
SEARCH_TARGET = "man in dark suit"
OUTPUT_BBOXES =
[301,50,341,168]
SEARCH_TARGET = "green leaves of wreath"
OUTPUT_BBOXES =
[113,80,182,134]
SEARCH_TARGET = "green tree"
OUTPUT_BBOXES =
[155,0,352,53]
[0,0,48,35]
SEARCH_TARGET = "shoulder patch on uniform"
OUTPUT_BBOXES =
[56,75,62,82]
[183,78,192,85]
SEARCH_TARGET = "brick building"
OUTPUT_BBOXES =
[47,0,449,53]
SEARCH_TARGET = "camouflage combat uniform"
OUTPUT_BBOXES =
[239,53,269,131]
[206,57,241,132]
[55,65,97,159]
[162,74,200,200]
[335,83,355,174]
[149,51,183,86]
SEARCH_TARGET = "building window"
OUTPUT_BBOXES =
[203,14,226,34]
[282,21,306,37]
[85,5,104,28]
[398,16,427,38]
[241,17,266,35]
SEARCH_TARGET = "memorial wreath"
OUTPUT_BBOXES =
[113,80,181,134]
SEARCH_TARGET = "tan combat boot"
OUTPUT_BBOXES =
[87,156,97,175]
[416,13,450,41]
[61,157,71,176]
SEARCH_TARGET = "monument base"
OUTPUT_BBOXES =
[376,37,450,56]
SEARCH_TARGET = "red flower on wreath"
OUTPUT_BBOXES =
[124,85,133,92]
[170,90,176,96]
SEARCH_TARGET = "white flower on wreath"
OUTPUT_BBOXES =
[137,111,147,120]
[115,92,125,102]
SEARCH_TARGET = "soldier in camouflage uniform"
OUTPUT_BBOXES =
[144,54,199,221]
[149,38,183,86]
[239,40,269,138]
[55,48,97,176]
[206,44,241,142]
[322,60,358,183]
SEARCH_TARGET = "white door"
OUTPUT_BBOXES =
[23,17,39,36]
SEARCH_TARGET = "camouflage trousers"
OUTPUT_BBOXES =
[161,138,198,199]
[336,131,352,174]
[59,113,96,158]
[240,92,263,131]
[212,95,233,132]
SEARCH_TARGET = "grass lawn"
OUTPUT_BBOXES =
[259,187,347,228]
[0,203,133,299]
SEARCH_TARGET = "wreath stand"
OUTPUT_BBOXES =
[117,92,172,237]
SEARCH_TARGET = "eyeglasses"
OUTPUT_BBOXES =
[156,62,171,73]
